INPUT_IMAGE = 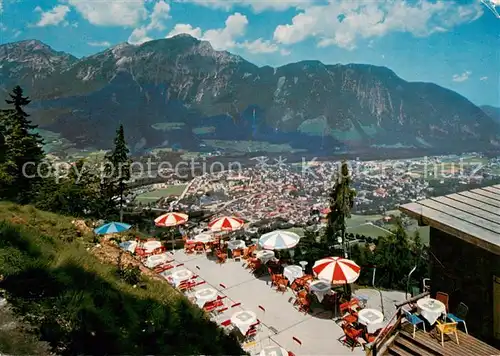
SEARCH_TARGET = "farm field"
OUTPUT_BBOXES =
[135,185,187,203]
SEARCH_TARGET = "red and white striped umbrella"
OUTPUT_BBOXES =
[208,216,244,232]
[154,212,188,227]
[313,257,361,284]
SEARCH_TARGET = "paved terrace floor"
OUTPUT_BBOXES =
[163,250,406,355]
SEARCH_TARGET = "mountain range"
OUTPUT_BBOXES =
[0,36,499,154]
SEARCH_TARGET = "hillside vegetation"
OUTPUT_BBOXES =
[0,202,243,355]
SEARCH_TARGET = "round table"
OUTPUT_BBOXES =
[171,269,193,287]
[145,253,169,268]
[309,280,331,302]
[194,287,218,308]
[299,261,308,270]
[283,265,304,282]
[259,345,287,356]
[143,241,162,253]
[193,233,213,244]
[417,298,446,325]
[255,250,275,263]
[358,308,384,333]
[227,239,245,250]
[231,310,257,335]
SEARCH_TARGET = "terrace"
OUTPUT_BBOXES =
[124,239,413,356]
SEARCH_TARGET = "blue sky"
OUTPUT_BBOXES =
[0,0,498,106]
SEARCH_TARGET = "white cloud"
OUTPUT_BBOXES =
[128,27,153,45]
[127,1,171,45]
[167,12,249,50]
[274,0,484,49]
[174,0,316,12]
[0,0,3,14]
[452,71,471,82]
[238,38,279,54]
[280,48,291,56]
[34,5,70,27]
[148,0,171,31]
[167,13,283,55]
[68,0,147,27]
[203,12,248,49]
[480,76,488,81]
[167,24,203,38]
[88,40,111,47]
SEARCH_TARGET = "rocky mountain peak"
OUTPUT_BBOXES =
[0,39,76,73]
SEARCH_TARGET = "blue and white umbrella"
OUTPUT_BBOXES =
[258,230,300,250]
[94,222,132,235]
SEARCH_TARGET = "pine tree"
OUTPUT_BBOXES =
[104,124,131,221]
[326,161,356,258]
[2,86,44,202]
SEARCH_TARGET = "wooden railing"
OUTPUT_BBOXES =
[365,292,430,356]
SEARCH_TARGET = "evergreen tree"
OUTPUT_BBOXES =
[326,161,356,257]
[103,124,131,221]
[1,86,44,202]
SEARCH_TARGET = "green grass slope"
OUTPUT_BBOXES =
[0,202,243,355]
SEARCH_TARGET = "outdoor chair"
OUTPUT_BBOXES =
[436,292,449,311]
[184,244,194,254]
[297,296,310,314]
[290,280,300,292]
[447,302,468,334]
[244,326,258,342]
[232,249,242,261]
[341,325,363,351]
[195,243,205,254]
[178,280,197,293]
[404,309,426,338]
[217,252,227,264]
[276,278,288,293]
[342,313,358,325]
[154,263,173,273]
[435,320,459,347]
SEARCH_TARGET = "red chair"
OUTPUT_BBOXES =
[288,352,296,356]
[292,337,302,345]
[231,302,241,308]
[220,319,231,327]
[244,326,258,341]
[258,305,266,312]
[342,325,363,351]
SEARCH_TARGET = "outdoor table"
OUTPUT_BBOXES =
[227,239,245,250]
[283,265,304,282]
[259,345,287,356]
[143,240,162,253]
[193,233,213,244]
[119,240,137,253]
[231,310,257,335]
[299,261,308,271]
[358,308,384,334]
[171,269,194,287]
[308,280,332,302]
[194,287,218,308]
[145,253,169,268]
[417,298,446,325]
[255,250,275,264]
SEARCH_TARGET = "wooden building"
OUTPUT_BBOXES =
[400,184,500,349]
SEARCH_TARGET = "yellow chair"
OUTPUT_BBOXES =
[435,320,459,347]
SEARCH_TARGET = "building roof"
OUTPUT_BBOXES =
[400,184,500,256]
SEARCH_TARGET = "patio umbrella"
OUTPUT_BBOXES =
[155,212,189,227]
[258,230,300,250]
[94,222,132,235]
[208,216,244,232]
[313,257,361,284]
